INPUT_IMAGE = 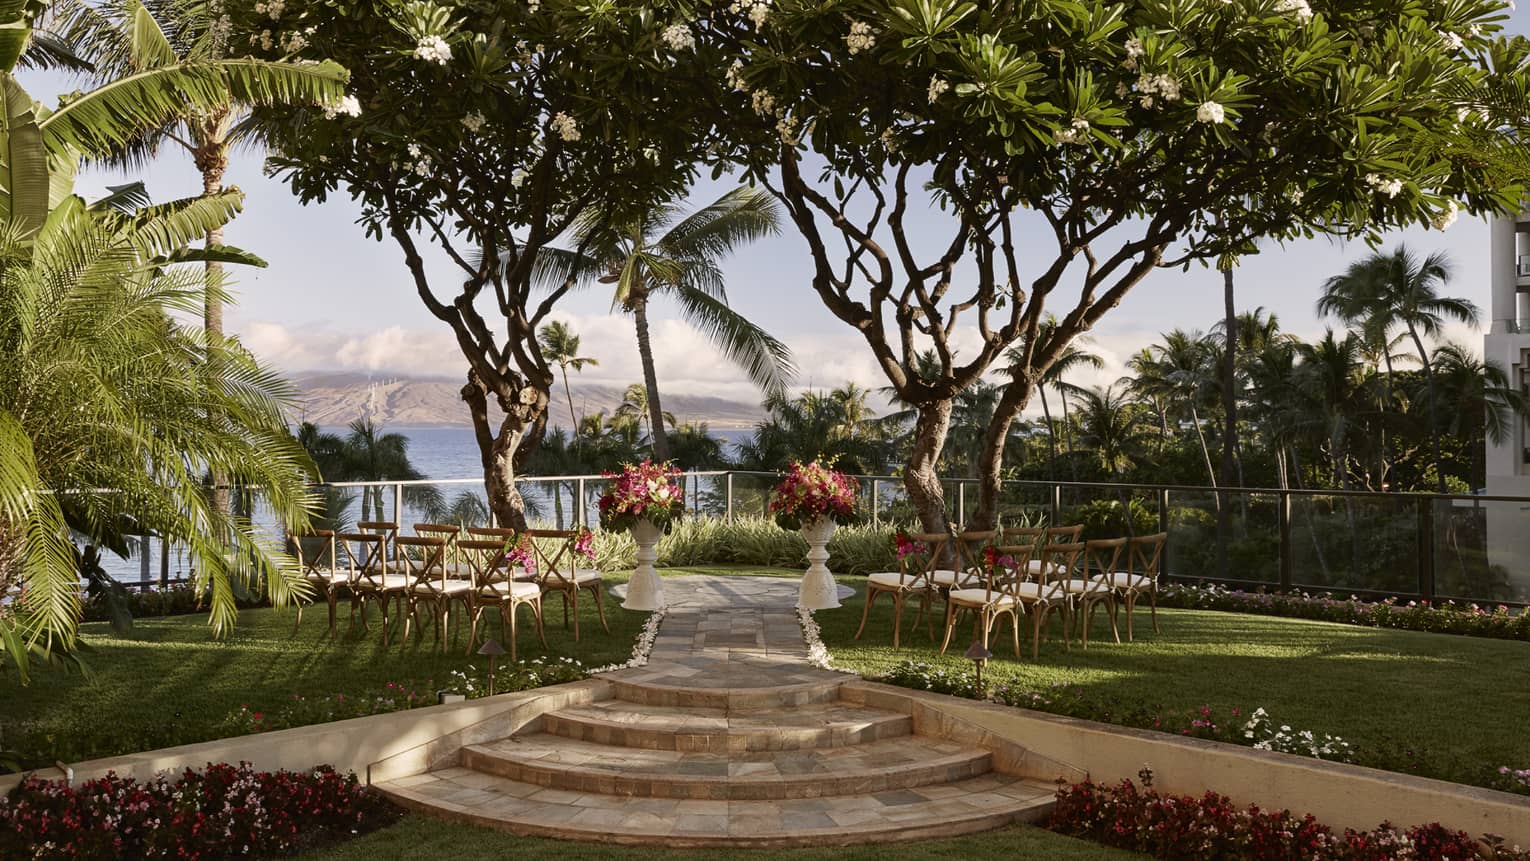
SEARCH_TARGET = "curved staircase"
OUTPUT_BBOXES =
[374,576,1063,848]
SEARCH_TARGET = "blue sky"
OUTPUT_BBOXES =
[21,9,1530,410]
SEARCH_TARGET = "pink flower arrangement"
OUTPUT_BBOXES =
[503,533,538,574]
[573,528,597,565]
[768,460,859,530]
[597,459,685,533]
[893,529,929,560]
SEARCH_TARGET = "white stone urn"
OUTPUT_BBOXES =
[797,516,841,610]
[622,517,666,611]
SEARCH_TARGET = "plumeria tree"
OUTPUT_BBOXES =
[242,0,718,528]
[694,0,1529,532]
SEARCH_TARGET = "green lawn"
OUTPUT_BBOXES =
[300,816,1144,860]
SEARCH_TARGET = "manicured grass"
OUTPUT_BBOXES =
[820,572,1530,777]
[299,815,1145,860]
[0,576,644,766]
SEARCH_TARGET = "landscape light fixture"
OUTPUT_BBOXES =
[964,640,993,697]
[477,638,507,696]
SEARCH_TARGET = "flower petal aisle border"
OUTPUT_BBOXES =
[798,607,856,674]
[588,609,666,675]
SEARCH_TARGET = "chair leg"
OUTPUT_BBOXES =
[1010,610,1021,658]
[467,605,483,656]
[1124,592,1136,642]
[293,602,304,636]
[571,588,581,642]
[891,593,904,651]
[534,597,548,648]
[1031,607,1043,659]
[1150,589,1160,633]
[1081,599,1090,651]
[507,600,518,664]
[855,586,879,641]
[327,592,339,639]
[1106,595,1121,644]
[937,600,957,656]
[591,583,610,634]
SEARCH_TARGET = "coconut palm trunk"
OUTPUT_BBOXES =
[1405,323,1448,494]
[1039,386,1058,481]
[630,293,671,461]
[196,117,232,517]
[1059,386,1078,480]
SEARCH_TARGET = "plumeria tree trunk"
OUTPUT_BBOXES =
[907,401,954,533]
[630,295,671,462]
[972,377,1035,531]
[462,370,546,531]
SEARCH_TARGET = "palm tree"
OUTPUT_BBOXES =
[1428,342,1530,489]
[669,422,730,471]
[538,321,599,442]
[340,419,438,522]
[1072,385,1145,477]
[1318,246,1480,493]
[614,383,674,453]
[1006,318,1104,480]
[1294,331,1375,490]
[551,185,795,461]
[1142,329,1221,486]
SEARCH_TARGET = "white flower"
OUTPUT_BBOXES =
[1431,200,1460,231]
[845,20,875,55]
[322,94,361,119]
[1124,37,1144,71]
[751,89,778,117]
[407,143,422,157]
[1364,172,1404,198]
[253,0,285,20]
[1053,116,1090,145]
[511,169,529,188]
[1439,30,1464,52]
[776,114,800,145]
[527,0,540,11]
[730,0,772,28]
[1285,186,1305,204]
[879,126,899,153]
[927,75,950,104]
[1196,100,1226,124]
[1275,0,1313,20]
[280,30,308,53]
[414,34,451,65]
[550,111,580,141]
[461,111,486,132]
[726,59,750,93]
[413,159,432,177]
[1136,73,1180,106]
[661,23,695,51]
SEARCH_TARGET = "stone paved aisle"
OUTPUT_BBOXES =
[377,574,1057,847]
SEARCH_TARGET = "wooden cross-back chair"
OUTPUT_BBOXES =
[1013,542,1084,658]
[338,526,407,640]
[1091,531,1167,640]
[413,522,463,575]
[396,535,473,652]
[523,529,608,642]
[291,529,347,637]
[937,542,1037,658]
[1064,537,1125,649]
[856,532,950,650]
[457,538,545,660]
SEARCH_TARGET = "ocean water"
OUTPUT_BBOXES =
[101,426,756,583]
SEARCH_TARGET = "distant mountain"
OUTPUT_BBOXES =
[289,373,766,430]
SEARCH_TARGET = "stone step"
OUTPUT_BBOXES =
[378,767,1058,848]
[460,733,991,800]
[540,700,913,752]
[607,675,845,709]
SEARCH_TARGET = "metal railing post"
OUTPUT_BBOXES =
[1278,491,1293,590]
[392,483,403,560]
[871,479,880,527]
[1050,483,1062,526]
[726,473,734,523]
[1418,496,1436,601]
[1157,488,1170,578]
[577,478,586,528]
[957,482,966,527]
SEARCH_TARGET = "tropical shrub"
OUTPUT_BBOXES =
[1049,779,1529,861]
[0,763,395,859]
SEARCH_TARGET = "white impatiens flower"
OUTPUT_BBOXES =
[928,75,950,103]
[1432,200,1460,231]
[1364,172,1404,198]
[1275,0,1313,20]
[726,59,750,92]
[1124,37,1144,71]
[461,111,486,132]
[322,95,362,119]
[1439,30,1464,52]
[845,20,875,55]
[414,34,451,65]
[511,168,529,188]
[1196,100,1226,124]
[1053,117,1090,145]
[661,23,695,51]
[549,111,580,141]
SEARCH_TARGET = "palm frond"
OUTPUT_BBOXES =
[671,284,796,397]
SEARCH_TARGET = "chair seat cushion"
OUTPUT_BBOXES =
[867,571,925,589]
[927,569,976,587]
[572,568,602,583]
[481,580,541,600]
[1092,572,1155,589]
[1061,578,1108,594]
[948,588,1017,608]
[1014,582,1065,601]
[305,570,349,585]
[361,574,411,591]
[411,579,474,595]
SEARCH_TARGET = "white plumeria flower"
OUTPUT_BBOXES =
[1124,37,1144,71]
[661,23,695,51]
[1275,0,1313,20]
[927,75,950,103]
[322,95,361,119]
[550,111,580,141]
[1439,30,1464,52]
[1196,100,1226,124]
[511,168,529,188]
[845,20,875,55]
[527,0,540,11]
[1431,200,1460,231]
[414,34,451,65]
[726,59,750,92]
[461,111,486,132]
[751,89,779,117]
[1364,172,1404,198]
[1053,117,1090,145]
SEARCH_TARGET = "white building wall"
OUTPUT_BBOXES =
[1484,214,1530,594]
